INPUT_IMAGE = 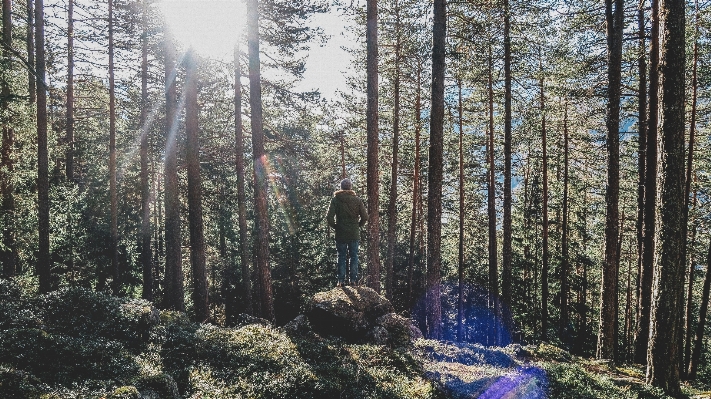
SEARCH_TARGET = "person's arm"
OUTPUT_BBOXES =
[359,199,368,227]
[326,198,337,228]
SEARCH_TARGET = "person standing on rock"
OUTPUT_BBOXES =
[326,178,368,286]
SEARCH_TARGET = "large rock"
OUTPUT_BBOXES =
[306,286,423,347]
[307,286,394,342]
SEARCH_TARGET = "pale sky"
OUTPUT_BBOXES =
[158,0,353,100]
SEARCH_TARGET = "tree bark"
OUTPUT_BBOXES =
[385,4,401,301]
[646,0,686,394]
[1,0,15,278]
[108,0,119,295]
[635,0,659,366]
[65,0,74,181]
[540,66,548,342]
[560,100,570,342]
[35,0,50,293]
[501,0,512,312]
[634,0,647,364]
[163,29,184,311]
[247,0,274,321]
[688,237,711,379]
[229,45,252,321]
[682,0,699,376]
[26,0,34,103]
[185,49,209,323]
[366,0,380,293]
[139,0,152,301]
[407,60,422,306]
[486,45,498,343]
[597,0,623,362]
[457,78,465,342]
[426,0,445,340]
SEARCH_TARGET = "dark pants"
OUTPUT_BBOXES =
[336,240,359,284]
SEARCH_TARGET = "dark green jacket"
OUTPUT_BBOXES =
[326,190,368,242]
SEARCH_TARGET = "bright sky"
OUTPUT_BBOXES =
[158,0,245,60]
[158,0,352,100]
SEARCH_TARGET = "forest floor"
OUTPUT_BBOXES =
[0,279,708,398]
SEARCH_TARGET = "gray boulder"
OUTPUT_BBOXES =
[307,286,422,346]
[307,286,394,342]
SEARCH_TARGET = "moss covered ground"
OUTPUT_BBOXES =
[0,279,708,398]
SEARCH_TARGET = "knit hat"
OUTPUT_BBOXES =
[340,178,352,190]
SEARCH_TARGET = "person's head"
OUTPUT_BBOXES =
[340,178,352,191]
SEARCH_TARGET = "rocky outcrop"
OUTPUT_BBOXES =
[306,286,420,346]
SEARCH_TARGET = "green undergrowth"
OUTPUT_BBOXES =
[0,279,703,398]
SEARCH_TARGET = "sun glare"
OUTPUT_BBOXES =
[158,0,244,60]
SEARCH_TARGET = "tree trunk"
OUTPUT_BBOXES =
[682,0,699,376]
[1,0,15,278]
[646,0,686,394]
[683,211,697,375]
[688,237,711,379]
[247,0,274,322]
[35,0,50,293]
[560,100,570,342]
[540,66,548,342]
[139,0,152,301]
[385,4,401,301]
[229,45,252,321]
[457,78,465,342]
[108,0,119,295]
[185,49,209,323]
[486,45,497,343]
[26,0,34,104]
[634,0,647,364]
[426,0,445,340]
[163,29,184,311]
[366,0,381,293]
[501,0,512,312]
[407,60,422,306]
[597,0,623,362]
[635,0,659,366]
[65,0,74,181]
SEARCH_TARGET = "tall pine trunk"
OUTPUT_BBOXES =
[65,0,74,181]
[560,101,570,342]
[229,45,252,321]
[140,0,152,301]
[185,49,209,323]
[457,79,465,342]
[540,67,548,342]
[108,0,119,295]
[501,0,512,312]
[597,0,623,362]
[366,0,380,293]
[35,0,50,293]
[385,4,401,301]
[688,237,711,379]
[426,0,445,340]
[247,0,274,321]
[163,30,184,311]
[1,0,15,278]
[26,0,34,103]
[682,0,699,376]
[486,45,498,343]
[635,0,647,362]
[636,0,659,365]
[646,0,686,394]
[407,61,422,306]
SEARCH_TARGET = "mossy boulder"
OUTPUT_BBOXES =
[307,286,423,346]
